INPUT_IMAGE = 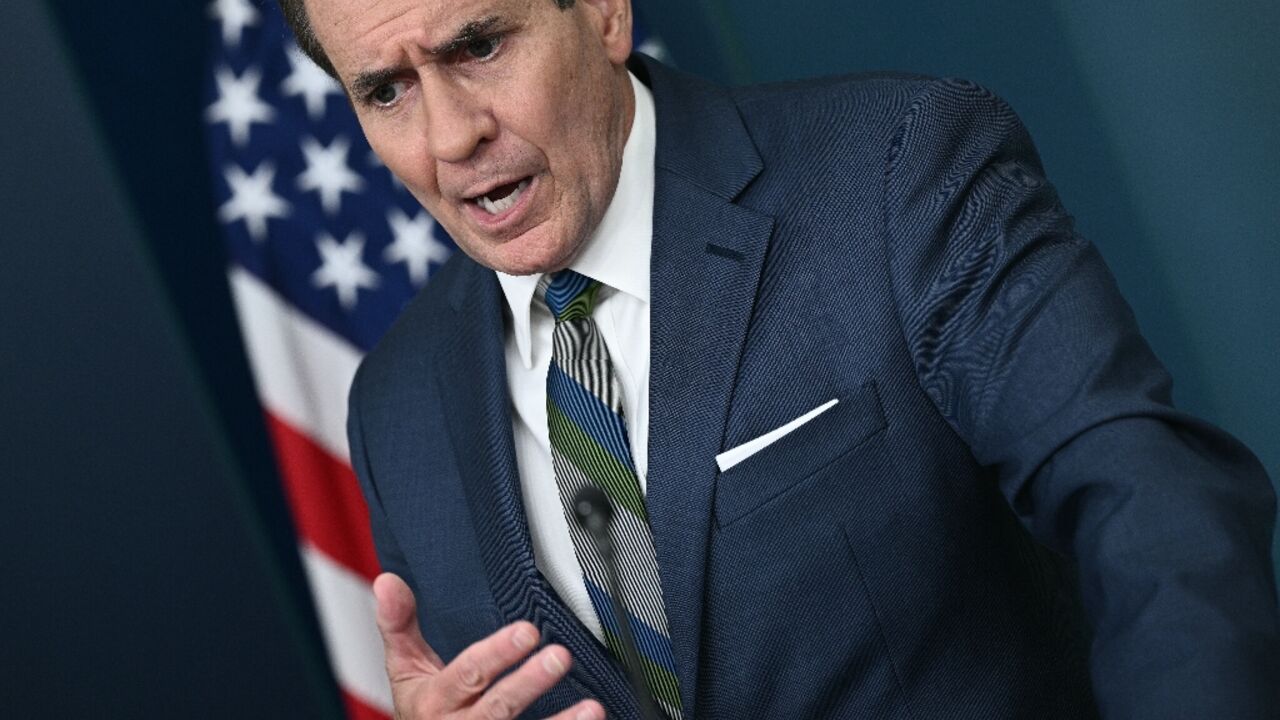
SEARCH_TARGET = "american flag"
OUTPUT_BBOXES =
[203,1,667,716]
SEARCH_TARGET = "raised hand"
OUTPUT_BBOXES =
[373,573,605,720]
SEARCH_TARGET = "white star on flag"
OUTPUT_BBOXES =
[282,44,342,121]
[385,208,451,286]
[312,231,380,310]
[219,162,291,241]
[298,136,366,215]
[207,66,276,147]
[207,0,260,47]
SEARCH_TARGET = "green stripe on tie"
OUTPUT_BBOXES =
[547,401,648,523]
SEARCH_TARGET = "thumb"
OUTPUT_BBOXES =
[373,572,443,681]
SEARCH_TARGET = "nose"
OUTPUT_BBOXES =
[419,74,497,164]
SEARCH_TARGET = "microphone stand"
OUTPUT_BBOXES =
[573,486,666,720]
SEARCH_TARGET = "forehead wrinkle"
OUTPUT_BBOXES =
[313,0,416,87]
[344,8,506,96]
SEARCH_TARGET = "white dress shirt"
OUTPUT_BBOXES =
[495,73,656,641]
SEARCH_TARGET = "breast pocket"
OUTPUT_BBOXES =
[714,382,888,528]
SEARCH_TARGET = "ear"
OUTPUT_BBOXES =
[579,0,633,64]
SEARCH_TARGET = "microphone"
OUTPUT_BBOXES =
[572,486,665,720]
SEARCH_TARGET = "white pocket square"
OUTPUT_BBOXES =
[715,398,840,472]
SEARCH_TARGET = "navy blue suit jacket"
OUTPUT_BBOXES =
[347,57,1279,718]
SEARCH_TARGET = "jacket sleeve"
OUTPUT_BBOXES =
[347,361,412,582]
[882,77,1279,718]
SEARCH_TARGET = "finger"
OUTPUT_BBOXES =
[373,572,443,682]
[433,620,541,708]
[470,644,574,720]
[545,699,606,720]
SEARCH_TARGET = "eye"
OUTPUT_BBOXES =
[463,34,503,61]
[370,79,410,107]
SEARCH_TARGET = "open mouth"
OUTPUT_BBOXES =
[471,177,532,216]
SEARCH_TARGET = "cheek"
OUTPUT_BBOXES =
[377,143,439,198]
[360,117,434,191]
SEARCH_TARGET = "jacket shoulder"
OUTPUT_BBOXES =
[350,250,474,405]
[724,72,942,182]
[730,73,1022,161]
[732,72,935,131]
[733,71,937,105]
[732,72,1015,122]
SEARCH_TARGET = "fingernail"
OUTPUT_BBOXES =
[512,627,535,651]
[576,705,603,720]
[541,649,566,675]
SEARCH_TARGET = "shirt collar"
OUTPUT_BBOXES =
[496,72,656,369]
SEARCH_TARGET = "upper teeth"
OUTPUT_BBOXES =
[477,179,530,215]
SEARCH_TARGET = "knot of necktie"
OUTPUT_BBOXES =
[537,269,602,322]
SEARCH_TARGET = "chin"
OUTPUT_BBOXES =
[475,230,586,276]
[491,252,573,277]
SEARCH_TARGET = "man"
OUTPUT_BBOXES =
[281,0,1280,717]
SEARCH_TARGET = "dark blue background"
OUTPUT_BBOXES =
[4,0,1274,715]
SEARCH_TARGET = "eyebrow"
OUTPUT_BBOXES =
[348,15,501,98]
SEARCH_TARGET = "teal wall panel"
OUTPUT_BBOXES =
[4,1,342,714]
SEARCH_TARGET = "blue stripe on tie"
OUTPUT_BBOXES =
[545,270,592,318]
[547,362,637,473]
[584,578,679,677]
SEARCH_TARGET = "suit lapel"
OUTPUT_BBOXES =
[431,59,772,717]
[434,263,638,718]
[639,58,773,717]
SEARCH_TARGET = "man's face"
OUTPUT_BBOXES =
[305,0,635,275]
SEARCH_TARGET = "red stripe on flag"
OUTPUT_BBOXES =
[265,412,381,582]
[342,689,392,720]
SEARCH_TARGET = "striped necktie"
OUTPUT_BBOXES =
[539,269,682,719]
